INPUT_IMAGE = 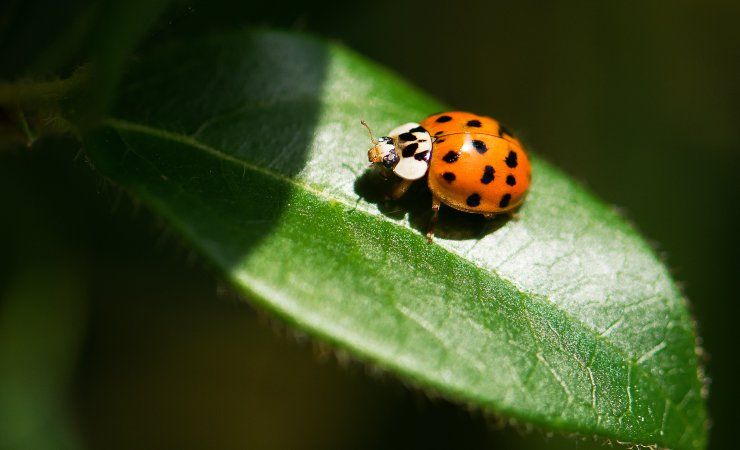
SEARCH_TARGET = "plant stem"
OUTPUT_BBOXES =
[15,109,36,148]
[0,65,90,108]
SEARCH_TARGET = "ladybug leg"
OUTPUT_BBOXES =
[508,211,521,220]
[426,196,442,242]
[483,213,496,220]
[386,179,413,200]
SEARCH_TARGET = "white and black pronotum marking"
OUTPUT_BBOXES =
[386,122,432,180]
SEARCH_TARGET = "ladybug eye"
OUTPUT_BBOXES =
[382,149,399,168]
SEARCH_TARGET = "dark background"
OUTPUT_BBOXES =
[1,1,738,449]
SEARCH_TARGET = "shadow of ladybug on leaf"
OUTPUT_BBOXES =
[353,167,511,241]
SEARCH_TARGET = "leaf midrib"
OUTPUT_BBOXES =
[101,116,693,439]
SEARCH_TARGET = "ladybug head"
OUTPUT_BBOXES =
[368,136,398,169]
[362,120,399,169]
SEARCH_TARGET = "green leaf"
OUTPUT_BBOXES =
[81,30,707,449]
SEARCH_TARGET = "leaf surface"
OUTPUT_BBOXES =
[82,30,707,449]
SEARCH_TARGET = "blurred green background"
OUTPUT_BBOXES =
[1,1,738,449]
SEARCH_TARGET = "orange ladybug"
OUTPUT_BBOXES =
[364,111,531,238]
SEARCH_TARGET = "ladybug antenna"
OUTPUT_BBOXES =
[360,120,378,145]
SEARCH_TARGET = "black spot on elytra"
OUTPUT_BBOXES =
[409,126,426,133]
[402,143,418,157]
[442,151,459,163]
[466,193,481,207]
[481,165,495,184]
[434,130,445,136]
[505,150,518,168]
[398,132,416,142]
[414,150,429,161]
[466,119,482,127]
[506,174,516,186]
[442,172,456,182]
[472,139,487,154]
[499,193,511,208]
[436,115,452,123]
[499,124,513,138]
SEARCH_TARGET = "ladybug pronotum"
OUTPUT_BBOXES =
[364,111,531,239]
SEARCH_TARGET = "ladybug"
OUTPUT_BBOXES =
[364,111,531,239]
